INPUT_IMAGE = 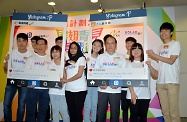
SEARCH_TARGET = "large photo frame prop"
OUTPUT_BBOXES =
[87,9,148,87]
[7,13,67,88]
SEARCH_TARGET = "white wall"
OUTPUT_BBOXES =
[175,5,187,117]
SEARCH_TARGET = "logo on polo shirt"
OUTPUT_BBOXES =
[90,63,95,68]
[13,59,26,64]
[66,65,76,69]
[159,50,168,56]
[113,57,121,61]
[103,62,118,66]
[34,61,47,66]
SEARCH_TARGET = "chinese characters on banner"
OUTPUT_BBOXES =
[66,15,90,52]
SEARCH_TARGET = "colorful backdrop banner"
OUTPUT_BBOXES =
[7,13,67,87]
[0,7,176,121]
[87,9,148,87]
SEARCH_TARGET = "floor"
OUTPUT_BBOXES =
[181,117,187,122]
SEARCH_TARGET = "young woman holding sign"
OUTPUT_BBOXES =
[48,45,70,122]
[84,39,104,122]
[126,43,150,122]
[61,42,87,122]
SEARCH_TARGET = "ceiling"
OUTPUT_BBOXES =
[0,0,187,16]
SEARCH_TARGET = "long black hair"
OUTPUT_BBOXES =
[91,39,104,55]
[65,41,85,66]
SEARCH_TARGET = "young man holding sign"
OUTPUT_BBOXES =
[121,37,137,122]
[147,22,181,122]
[3,33,33,122]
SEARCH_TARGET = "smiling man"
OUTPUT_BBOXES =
[146,22,181,122]
[3,33,33,122]
[95,34,126,122]
[25,38,51,122]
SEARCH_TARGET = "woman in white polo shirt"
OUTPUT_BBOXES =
[48,45,69,122]
[126,43,150,122]
[61,41,87,122]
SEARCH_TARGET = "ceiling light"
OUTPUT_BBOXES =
[91,0,98,3]
[98,4,105,13]
[48,2,56,6]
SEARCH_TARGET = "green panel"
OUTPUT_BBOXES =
[0,17,9,60]
[147,109,156,118]
[162,9,176,40]
[147,8,163,37]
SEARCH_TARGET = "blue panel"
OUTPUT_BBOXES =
[109,79,123,86]
[90,9,147,21]
[28,80,40,87]
[12,13,68,22]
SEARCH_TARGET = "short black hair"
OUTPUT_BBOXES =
[160,22,174,32]
[125,37,137,43]
[31,36,40,42]
[36,38,48,45]
[50,45,62,60]
[55,36,63,43]
[16,33,28,41]
[103,34,117,44]
[129,43,144,62]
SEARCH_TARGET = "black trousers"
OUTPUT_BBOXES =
[128,99,150,122]
[97,92,121,122]
[65,91,87,122]
[121,90,129,122]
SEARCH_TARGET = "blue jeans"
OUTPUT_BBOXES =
[50,94,70,122]
[84,87,98,122]
[3,85,27,122]
[25,88,50,122]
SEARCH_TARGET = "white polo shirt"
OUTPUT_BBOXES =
[126,61,150,99]
[26,53,51,89]
[10,49,33,69]
[95,52,126,93]
[157,40,180,84]
[88,57,97,69]
[48,60,65,95]
[65,57,87,92]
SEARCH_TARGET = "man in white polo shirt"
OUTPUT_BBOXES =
[95,34,126,122]
[25,38,51,122]
[121,37,137,122]
[3,33,33,122]
[147,22,181,122]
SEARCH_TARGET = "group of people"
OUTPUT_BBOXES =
[3,22,180,122]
